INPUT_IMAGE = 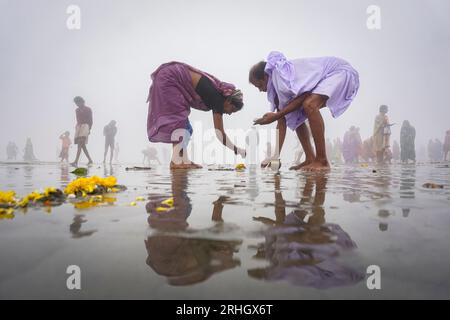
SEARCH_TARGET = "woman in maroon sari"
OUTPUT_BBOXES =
[147,62,246,169]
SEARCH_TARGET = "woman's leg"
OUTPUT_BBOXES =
[289,123,316,170]
[170,121,201,169]
[170,143,202,169]
[300,94,330,171]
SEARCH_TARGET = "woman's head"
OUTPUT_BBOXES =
[249,61,268,92]
[223,90,244,115]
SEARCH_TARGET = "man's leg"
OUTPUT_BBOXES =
[81,143,93,164]
[301,94,330,171]
[71,145,82,166]
[290,123,316,170]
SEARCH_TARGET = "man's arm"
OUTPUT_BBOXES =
[277,92,310,119]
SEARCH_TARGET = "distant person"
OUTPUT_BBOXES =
[71,96,93,167]
[427,139,434,161]
[332,137,343,164]
[400,120,416,164]
[6,142,18,160]
[142,146,161,166]
[342,126,361,164]
[444,131,450,161]
[392,140,400,162]
[373,105,391,164]
[433,138,443,161]
[103,120,117,164]
[361,137,375,163]
[59,131,71,163]
[23,138,37,162]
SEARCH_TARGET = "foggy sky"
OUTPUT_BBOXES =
[1,0,449,163]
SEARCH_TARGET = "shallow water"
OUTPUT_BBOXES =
[0,162,449,299]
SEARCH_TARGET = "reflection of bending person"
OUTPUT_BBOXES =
[144,171,241,286]
[250,174,364,288]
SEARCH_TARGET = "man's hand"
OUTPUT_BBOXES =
[253,112,280,125]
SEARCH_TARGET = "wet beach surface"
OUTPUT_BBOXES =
[0,162,450,299]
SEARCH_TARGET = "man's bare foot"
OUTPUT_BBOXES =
[289,160,313,170]
[170,162,203,170]
[70,162,78,167]
[301,159,330,171]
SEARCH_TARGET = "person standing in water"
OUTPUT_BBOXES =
[23,138,37,162]
[444,131,450,161]
[147,61,246,169]
[71,96,93,167]
[373,105,391,164]
[400,120,416,164]
[59,131,71,163]
[250,51,359,171]
[103,120,117,164]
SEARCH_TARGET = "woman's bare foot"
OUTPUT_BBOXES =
[170,161,202,170]
[289,160,313,170]
[301,159,330,171]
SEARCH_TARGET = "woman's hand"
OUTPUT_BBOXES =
[236,147,246,158]
[253,112,280,125]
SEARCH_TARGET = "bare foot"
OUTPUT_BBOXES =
[170,162,203,170]
[70,162,78,167]
[289,160,313,170]
[301,159,330,171]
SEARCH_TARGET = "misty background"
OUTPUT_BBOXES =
[1,0,449,164]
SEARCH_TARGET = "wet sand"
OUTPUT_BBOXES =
[0,162,449,299]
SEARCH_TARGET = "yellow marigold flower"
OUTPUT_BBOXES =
[135,196,146,201]
[235,163,246,170]
[0,208,15,220]
[130,202,137,206]
[156,206,171,213]
[0,191,17,205]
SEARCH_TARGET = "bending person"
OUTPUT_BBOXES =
[147,62,246,169]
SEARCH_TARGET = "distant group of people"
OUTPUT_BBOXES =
[309,104,448,165]
[57,96,118,166]
[5,139,37,162]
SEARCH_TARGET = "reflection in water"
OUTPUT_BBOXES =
[145,170,242,286]
[70,214,97,238]
[23,165,34,188]
[250,174,364,289]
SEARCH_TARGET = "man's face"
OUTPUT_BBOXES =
[250,75,268,92]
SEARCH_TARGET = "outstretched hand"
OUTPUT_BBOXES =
[253,112,280,125]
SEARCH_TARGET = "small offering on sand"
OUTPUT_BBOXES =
[235,163,246,171]
[422,183,444,189]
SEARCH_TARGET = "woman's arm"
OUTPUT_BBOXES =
[212,112,245,157]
